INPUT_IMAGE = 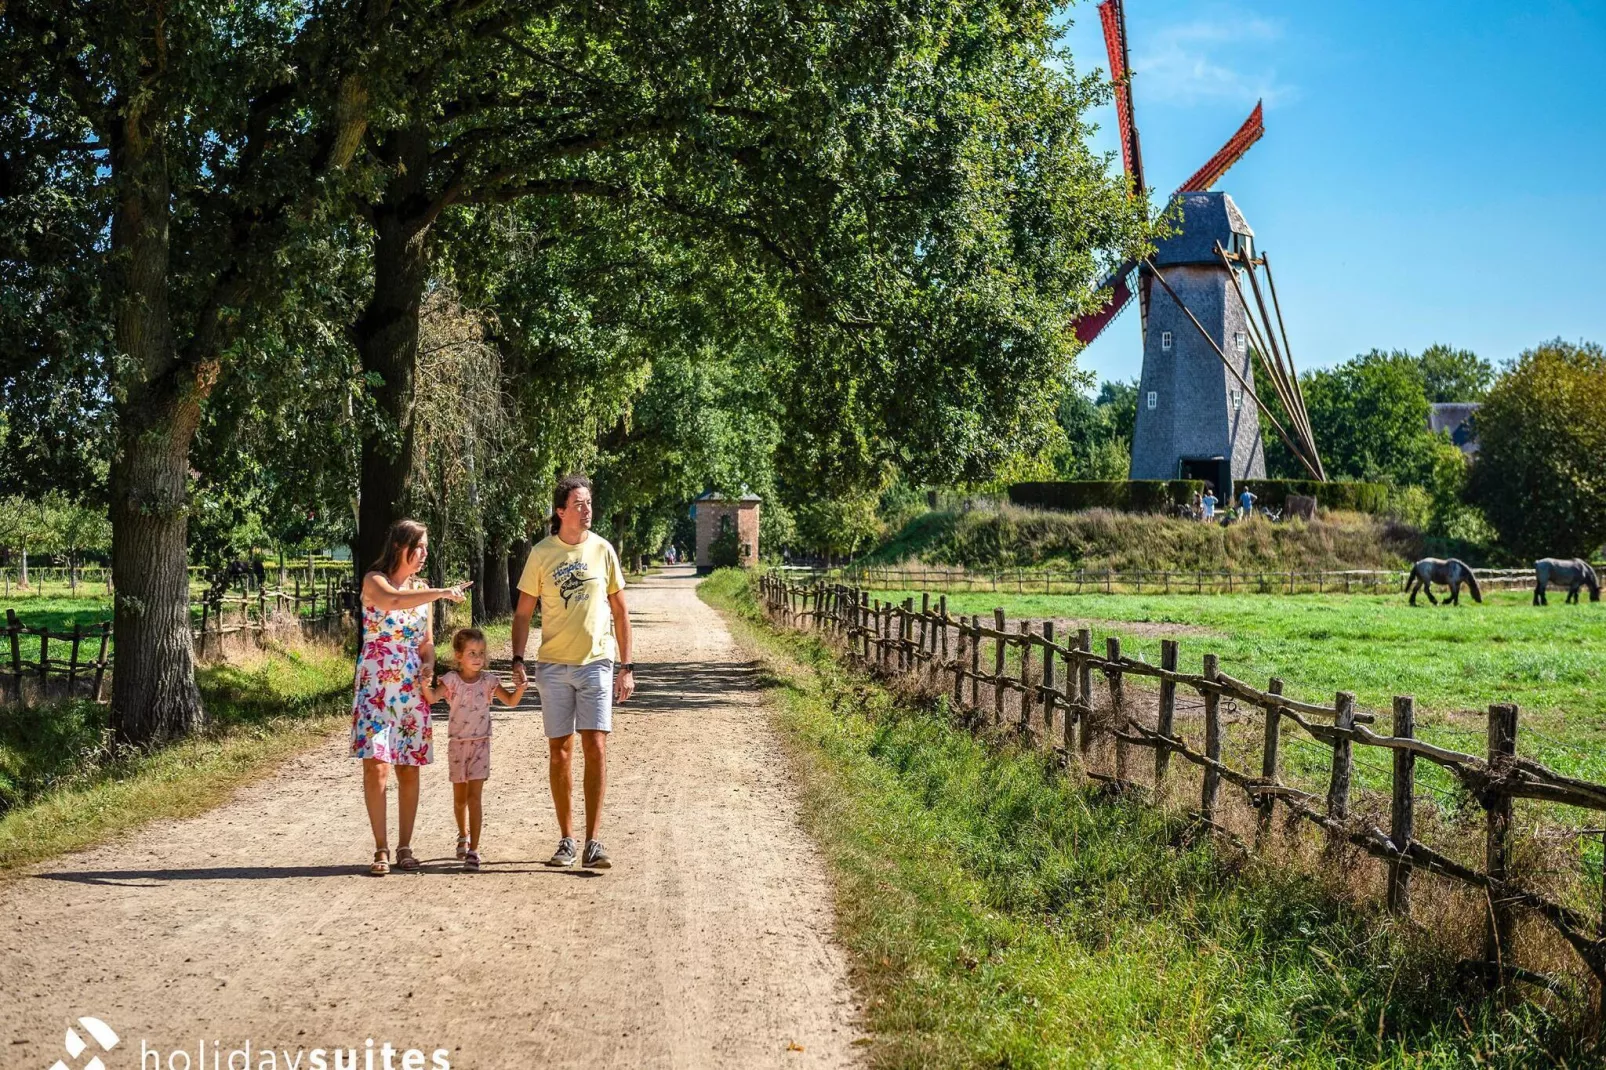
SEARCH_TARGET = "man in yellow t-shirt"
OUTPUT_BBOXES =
[510,474,634,871]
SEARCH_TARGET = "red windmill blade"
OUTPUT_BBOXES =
[1070,1,1266,347]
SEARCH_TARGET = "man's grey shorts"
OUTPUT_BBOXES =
[533,660,614,737]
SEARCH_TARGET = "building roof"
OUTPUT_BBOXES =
[1428,402,1481,454]
[1150,191,1254,268]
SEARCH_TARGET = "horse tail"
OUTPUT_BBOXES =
[1456,560,1482,602]
[1585,561,1601,601]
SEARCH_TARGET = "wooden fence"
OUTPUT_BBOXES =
[781,565,1542,597]
[2,609,111,705]
[760,574,1606,1009]
[2,577,355,708]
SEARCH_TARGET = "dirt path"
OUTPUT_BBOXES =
[0,567,862,1069]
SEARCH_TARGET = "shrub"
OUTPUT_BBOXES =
[1236,479,1391,514]
[1008,480,1204,514]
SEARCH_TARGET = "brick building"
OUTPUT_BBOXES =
[693,491,761,572]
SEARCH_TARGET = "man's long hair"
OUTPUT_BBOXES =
[550,474,592,535]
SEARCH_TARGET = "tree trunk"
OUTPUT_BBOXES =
[508,537,531,606]
[354,129,433,572]
[107,95,206,746]
[469,547,486,626]
[481,534,512,618]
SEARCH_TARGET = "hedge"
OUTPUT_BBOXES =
[1235,479,1391,514]
[1007,480,1207,514]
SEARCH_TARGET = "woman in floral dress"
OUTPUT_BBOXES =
[353,519,468,875]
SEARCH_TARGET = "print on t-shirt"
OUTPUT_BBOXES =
[553,559,596,609]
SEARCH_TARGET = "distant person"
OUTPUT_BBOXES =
[1239,488,1257,519]
[1201,490,1217,520]
[351,519,468,876]
[422,627,525,871]
[665,544,677,566]
[510,474,634,871]
[1190,490,1203,520]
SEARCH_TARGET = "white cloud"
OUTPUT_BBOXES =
[1129,13,1296,107]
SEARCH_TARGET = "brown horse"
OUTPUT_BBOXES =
[1405,558,1482,606]
[1533,558,1601,605]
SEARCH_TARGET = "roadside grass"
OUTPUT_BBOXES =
[0,640,352,873]
[700,569,1589,1068]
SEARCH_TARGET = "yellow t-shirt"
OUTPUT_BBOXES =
[517,532,626,665]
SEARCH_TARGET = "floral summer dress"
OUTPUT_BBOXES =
[350,579,433,766]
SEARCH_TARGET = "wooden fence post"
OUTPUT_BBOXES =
[38,624,50,682]
[1201,653,1221,823]
[860,592,871,661]
[1155,638,1178,790]
[1017,621,1032,734]
[1258,678,1284,835]
[1107,637,1126,782]
[6,608,22,702]
[67,623,83,695]
[1388,696,1416,915]
[1484,702,1519,975]
[1327,692,1356,849]
[1042,621,1056,739]
[1077,629,1094,757]
[992,608,1007,726]
[968,616,981,710]
[92,621,111,702]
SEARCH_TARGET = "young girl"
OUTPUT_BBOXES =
[423,628,525,870]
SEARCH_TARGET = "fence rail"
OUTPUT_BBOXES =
[759,574,1606,1010]
[3,609,111,704]
[777,565,1543,596]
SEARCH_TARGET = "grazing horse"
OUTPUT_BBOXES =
[1405,558,1483,606]
[1533,558,1600,605]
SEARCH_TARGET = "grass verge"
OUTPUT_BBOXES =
[699,568,1589,1068]
[0,640,352,873]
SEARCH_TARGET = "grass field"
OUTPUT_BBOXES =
[702,570,1590,1067]
[871,587,1606,789]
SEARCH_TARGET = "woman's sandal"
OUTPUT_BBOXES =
[455,834,470,860]
[395,846,421,871]
[369,849,390,877]
[463,848,481,872]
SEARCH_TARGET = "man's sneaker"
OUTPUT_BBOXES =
[582,839,612,870]
[546,837,578,867]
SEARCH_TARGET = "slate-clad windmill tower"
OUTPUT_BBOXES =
[1073,0,1322,497]
[1130,192,1264,494]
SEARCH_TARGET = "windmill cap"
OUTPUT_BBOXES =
[1150,191,1254,268]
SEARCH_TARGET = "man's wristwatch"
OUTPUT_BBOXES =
[617,662,634,672]
[511,655,526,667]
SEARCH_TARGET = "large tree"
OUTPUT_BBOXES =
[3,1,371,744]
[1466,340,1606,559]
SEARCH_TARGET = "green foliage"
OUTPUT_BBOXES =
[795,494,885,559]
[1008,479,1202,513]
[864,504,1417,571]
[1416,342,1494,402]
[1053,380,1138,480]
[1467,340,1606,559]
[1302,351,1437,485]
[1235,479,1391,514]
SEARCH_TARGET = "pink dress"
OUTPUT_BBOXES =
[440,671,495,783]
[350,582,433,766]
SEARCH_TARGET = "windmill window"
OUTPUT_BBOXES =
[1146,391,1158,411]
[1161,331,1173,351]
[1232,390,1243,411]
[1234,331,1247,353]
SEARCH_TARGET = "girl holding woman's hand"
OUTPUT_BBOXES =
[350,518,473,875]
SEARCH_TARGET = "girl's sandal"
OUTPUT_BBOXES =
[463,848,481,872]
[455,834,470,860]
[395,846,421,871]
[369,849,390,877]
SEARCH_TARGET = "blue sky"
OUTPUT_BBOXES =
[1058,0,1606,388]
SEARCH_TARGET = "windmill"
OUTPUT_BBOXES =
[1075,0,1323,494]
